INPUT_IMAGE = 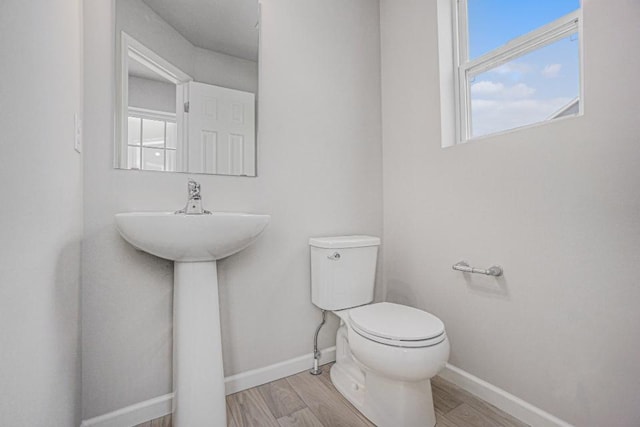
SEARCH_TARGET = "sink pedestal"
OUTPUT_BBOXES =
[173,261,226,426]
[114,211,270,426]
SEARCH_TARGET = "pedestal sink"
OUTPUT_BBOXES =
[115,211,270,426]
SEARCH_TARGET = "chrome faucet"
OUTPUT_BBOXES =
[176,178,211,215]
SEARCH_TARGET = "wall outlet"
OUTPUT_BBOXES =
[74,113,82,153]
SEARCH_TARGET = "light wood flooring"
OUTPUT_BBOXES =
[138,363,528,427]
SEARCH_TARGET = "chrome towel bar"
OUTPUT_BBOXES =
[452,261,503,277]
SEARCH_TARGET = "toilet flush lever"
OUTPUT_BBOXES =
[327,252,341,260]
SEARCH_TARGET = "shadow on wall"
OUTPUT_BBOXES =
[462,273,510,300]
[54,239,83,425]
[386,279,425,307]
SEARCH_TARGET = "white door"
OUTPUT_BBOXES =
[186,81,256,176]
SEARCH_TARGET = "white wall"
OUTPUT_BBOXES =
[128,76,177,113]
[194,47,258,94]
[380,0,640,425]
[0,1,83,426]
[82,0,381,419]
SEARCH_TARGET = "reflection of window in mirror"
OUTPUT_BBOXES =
[127,113,177,172]
[127,53,179,172]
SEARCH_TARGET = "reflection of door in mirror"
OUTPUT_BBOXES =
[188,82,255,176]
[115,0,259,176]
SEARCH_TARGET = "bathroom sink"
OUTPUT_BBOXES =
[115,211,270,262]
[115,209,270,426]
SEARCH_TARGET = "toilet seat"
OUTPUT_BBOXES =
[348,302,446,348]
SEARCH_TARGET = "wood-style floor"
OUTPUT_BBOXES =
[138,363,528,427]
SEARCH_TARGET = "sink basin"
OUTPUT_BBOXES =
[115,211,270,262]
[114,210,270,426]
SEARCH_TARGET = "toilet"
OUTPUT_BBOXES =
[309,236,449,427]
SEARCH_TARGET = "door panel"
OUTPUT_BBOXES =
[187,81,256,176]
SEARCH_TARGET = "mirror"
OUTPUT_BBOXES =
[115,0,259,176]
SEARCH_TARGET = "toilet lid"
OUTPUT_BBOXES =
[349,302,445,342]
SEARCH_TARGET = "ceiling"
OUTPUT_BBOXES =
[142,0,259,62]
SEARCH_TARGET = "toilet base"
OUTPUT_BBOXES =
[330,324,437,427]
[330,361,436,427]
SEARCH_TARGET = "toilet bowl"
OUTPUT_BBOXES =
[331,303,449,427]
[309,236,449,427]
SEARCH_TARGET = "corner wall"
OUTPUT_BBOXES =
[0,1,83,425]
[380,0,640,425]
[82,0,382,419]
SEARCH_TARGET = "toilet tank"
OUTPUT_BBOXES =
[309,235,381,310]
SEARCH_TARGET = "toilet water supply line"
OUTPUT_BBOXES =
[310,309,327,375]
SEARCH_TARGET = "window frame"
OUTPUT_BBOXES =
[452,0,583,144]
[127,107,178,172]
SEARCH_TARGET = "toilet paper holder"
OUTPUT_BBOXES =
[452,261,503,277]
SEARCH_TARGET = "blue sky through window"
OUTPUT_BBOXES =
[466,0,581,138]
[468,0,581,59]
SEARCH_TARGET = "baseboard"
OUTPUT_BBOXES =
[439,363,573,427]
[80,346,336,427]
[80,393,173,427]
[224,346,336,395]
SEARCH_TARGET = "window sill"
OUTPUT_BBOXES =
[442,111,583,149]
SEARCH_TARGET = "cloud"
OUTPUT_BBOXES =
[471,81,504,95]
[508,83,536,98]
[471,80,535,99]
[542,63,562,78]
[489,62,533,76]
[471,97,572,137]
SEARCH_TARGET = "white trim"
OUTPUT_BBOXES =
[225,346,336,395]
[437,0,458,148]
[577,5,585,117]
[120,32,192,85]
[80,393,173,427]
[128,107,177,122]
[80,347,336,427]
[439,363,574,427]
[454,0,471,141]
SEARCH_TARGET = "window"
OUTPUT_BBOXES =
[452,0,582,142]
[127,108,177,172]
